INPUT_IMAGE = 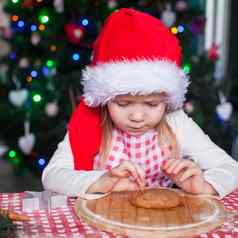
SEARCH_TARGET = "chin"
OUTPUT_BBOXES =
[127,131,146,137]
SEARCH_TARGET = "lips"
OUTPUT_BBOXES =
[127,127,145,136]
[129,126,143,131]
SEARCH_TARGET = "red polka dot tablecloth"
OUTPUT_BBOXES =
[1,190,238,238]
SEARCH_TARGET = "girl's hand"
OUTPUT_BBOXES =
[110,160,146,188]
[87,160,145,194]
[112,177,140,192]
[161,158,217,195]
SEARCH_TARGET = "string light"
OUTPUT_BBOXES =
[9,52,16,60]
[50,45,57,52]
[42,66,49,76]
[72,53,80,61]
[39,15,49,24]
[8,150,16,158]
[183,64,191,74]
[81,18,89,26]
[30,24,38,32]
[11,0,19,3]
[26,76,33,83]
[17,20,25,28]
[11,15,19,22]
[31,70,38,78]
[39,24,46,31]
[37,156,47,170]
[38,158,46,166]
[177,25,185,33]
[46,59,55,68]
[32,93,42,103]
[171,27,178,34]
[38,9,50,24]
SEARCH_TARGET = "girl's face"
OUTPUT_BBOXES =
[107,94,167,137]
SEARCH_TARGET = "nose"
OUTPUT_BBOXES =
[128,106,145,123]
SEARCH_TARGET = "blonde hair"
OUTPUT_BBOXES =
[99,104,180,165]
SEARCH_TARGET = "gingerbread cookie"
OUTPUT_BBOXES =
[130,188,181,209]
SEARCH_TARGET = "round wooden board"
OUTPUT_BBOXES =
[74,188,227,238]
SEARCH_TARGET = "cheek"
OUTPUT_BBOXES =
[108,106,125,125]
[149,108,165,124]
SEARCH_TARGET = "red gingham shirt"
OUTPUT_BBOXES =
[94,128,173,187]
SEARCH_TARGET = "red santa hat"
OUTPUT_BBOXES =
[69,8,189,170]
[82,8,189,110]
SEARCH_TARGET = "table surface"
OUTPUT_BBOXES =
[1,190,238,238]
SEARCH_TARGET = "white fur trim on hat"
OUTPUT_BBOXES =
[81,59,189,110]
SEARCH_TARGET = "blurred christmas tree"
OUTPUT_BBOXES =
[0,0,236,174]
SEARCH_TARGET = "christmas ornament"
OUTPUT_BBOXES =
[216,102,233,122]
[9,89,29,107]
[208,43,219,61]
[31,33,41,46]
[18,120,35,155]
[0,142,8,157]
[45,101,59,117]
[161,4,176,28]
[107,0,118,9]
[216,91,233,122]
[65,23,84,45]
[19,57,29,68]
[184,101,194,114]
[21,0,34,8]
[175,0,188,12]
[53,0,64,13]
[0,39,10,58]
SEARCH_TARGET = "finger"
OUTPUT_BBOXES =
[166,159,182,174]
[179,167,202,182]
[172,160,196,175]
[134,164,146,187]
[110,177,123,192]
[110,166,130,178]
[127,180,140,191]
[161,159,176,170]
[116,178,139,191]
[111,161,136,178]
[163,159,181,174]
[122,161,139,180]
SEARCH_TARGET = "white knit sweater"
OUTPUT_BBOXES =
[42,110,238,198]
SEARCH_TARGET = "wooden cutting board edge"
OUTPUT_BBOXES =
[74,196,227,238]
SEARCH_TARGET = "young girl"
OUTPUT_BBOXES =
[42,8,238,198]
